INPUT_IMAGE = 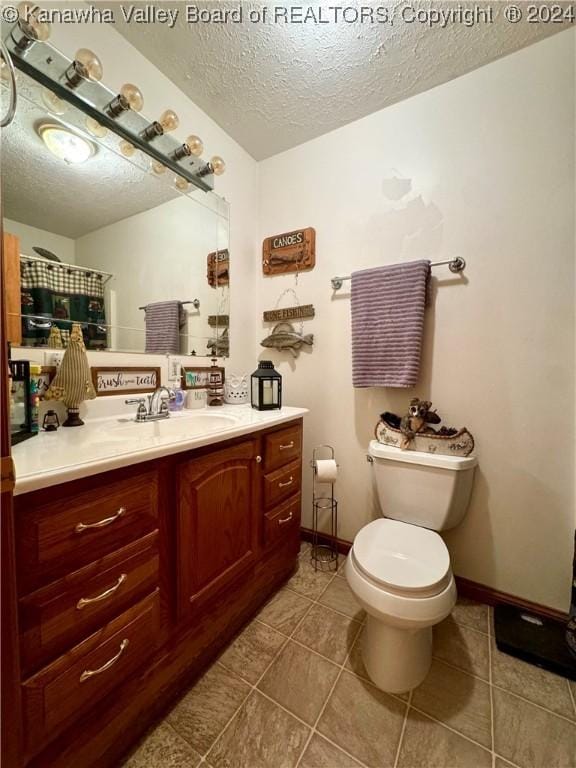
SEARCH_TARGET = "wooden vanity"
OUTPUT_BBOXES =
[11,418,303,767]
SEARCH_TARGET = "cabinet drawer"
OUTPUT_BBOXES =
[17,471,159,594]
[263,460,302,509]
[19,532,159,675]
[22,591,159,756]
[264,496,301,547]
[264,423,302,473]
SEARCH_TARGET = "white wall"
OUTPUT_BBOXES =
[4,218,76,263]
[48,12,259,372]
[256,30,576,612]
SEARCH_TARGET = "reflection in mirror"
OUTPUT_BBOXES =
[1,69,230,357]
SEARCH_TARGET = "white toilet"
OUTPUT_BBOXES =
[345,440,477,694]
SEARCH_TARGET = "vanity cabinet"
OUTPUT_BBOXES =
[177,439,260,616]
[11,419,303,768]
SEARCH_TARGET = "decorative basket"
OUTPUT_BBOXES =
[374,419,475,457]
[224,374,249,404]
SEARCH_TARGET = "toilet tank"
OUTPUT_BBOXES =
[368,440,477,531]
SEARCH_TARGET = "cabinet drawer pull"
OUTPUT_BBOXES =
[278,477,293,489]
[79,638,129,683]
[76,573,128,610]
[279,441,295,451]
[278,512,293,525]
[75,507,126,533]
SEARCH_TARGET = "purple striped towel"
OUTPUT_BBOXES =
[351,260,430,388]
[144,301,185,355]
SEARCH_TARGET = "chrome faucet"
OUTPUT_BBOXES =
[126,386,175,422]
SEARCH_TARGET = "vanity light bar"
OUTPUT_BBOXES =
[3,30,216,193]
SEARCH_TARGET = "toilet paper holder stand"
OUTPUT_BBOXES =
[310,445,339,573]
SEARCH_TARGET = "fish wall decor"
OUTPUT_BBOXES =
[260,322,314,357]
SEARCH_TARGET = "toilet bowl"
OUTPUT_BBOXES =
[345,440,477,693]
[346,518,456,692]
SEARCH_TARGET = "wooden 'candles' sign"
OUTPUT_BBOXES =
[91,367,160,396]
[207,249,229,287]
[262,228,315,276]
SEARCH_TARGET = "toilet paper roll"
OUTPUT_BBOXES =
[314,459,338,483]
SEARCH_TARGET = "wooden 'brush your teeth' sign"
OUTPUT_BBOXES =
[262,227,315,276]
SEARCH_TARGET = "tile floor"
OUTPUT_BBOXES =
[124,543,576,768]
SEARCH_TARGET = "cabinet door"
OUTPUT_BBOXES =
[177,439,259,617]
[2,233,21,345]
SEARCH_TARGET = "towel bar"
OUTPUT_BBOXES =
[331,257,466,290]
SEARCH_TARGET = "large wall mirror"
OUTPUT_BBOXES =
[2,70,230,358]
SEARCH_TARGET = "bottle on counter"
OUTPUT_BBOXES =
[169,380,185,412]
[29,362,42,433]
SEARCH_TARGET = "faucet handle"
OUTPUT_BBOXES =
[125,398,148,421]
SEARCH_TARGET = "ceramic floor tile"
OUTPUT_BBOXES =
[318,578,364,621]
[298,734,364,768]
[491,638,575,720]
[411,659,492,748]
[452,597,489,634]
[167,663,250,754]
[258,640,339,725]
[495,759,518,768]
[317,670,405,767]
[123,722,202,768]
[493,686,576,768]
[299,540,312,558]
[207,690,310,768]
[433,616,490,680]
[293,603,361,664]
[257,589,313,635]
[345,625,370,681]
[218,620,286,683]
[286,558,334,600]
[570,680,576,714]
[397,709,492,768]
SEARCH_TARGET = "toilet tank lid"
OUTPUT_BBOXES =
[368,440,477,470]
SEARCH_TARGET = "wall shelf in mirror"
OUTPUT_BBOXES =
[20,253,114,285]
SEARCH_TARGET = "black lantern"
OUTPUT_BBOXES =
[42,409,60,432]
[251,361,282,410]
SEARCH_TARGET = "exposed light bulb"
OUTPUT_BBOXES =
[159,109,179,133]
[120,83,144,112]
[119,140,135,158]
[41,88,67,116]
[186,135,204,157]
[150,160,166,175]
[174,175,190,192]
[16,2,50,43]
[210,156,226,176]
[74,48,103,82]
[85,117,107,138]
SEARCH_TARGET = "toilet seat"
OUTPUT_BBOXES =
[351,519,451,598]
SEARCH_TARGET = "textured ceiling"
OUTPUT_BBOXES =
[98,0,572,160]
[2,76,180,238]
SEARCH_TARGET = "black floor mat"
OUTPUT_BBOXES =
[494,604,576,681]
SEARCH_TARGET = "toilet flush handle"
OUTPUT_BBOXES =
[366,455,374,464]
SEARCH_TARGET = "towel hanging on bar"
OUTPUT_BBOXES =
[351,260,430,388]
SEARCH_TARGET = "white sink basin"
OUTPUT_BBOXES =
[101,412,240,442]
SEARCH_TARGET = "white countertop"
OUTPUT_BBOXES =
[12,405,308,496]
